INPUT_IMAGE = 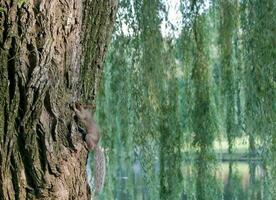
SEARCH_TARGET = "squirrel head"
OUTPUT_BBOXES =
[73,102,93,122]
[75,102,94,110]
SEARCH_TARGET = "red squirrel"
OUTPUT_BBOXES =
[73,102,105,194]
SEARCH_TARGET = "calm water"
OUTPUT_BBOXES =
[100,160,274,200]
[181,161,268,200]
[93,152,276,200]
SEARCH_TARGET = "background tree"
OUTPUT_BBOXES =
[190,2,219,199]
[218,0,239,154]
[242,0,275,156]
[241,0,276,196]
[0,0,117,199]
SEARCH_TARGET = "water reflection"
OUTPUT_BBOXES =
[99,156,273,200]
[222,162,265,200]
[183,160,267,200]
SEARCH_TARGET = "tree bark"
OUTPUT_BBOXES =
[0,0,117,199]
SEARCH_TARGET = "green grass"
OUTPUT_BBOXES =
[214,136,249,154]
[182,136,262,161]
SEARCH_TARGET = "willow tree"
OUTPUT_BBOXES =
[190,1,219,199]
[0,0,117,199]
[138,0,184,198]
[98,36,136,199]
[242,0,275,158]
[242,0,276,196]
[160,50,183,200]
[191,4,215,155]
[131,0,164,198]
[218,0,238,153]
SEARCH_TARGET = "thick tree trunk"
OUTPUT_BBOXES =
[0,0,117,199]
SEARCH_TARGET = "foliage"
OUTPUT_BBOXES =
[94,0,275,199]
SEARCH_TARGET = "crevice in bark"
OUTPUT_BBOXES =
[3,102,9,144]
[36,123,47,172]
[17,77,27,120]
[44,91,57,142]
[27,43,38,80]
[17,8,23,37]
[47,162,60,178]
[66,122,78,151]
[7,37,16,104]
[17,127,38,196]
[10,152,20,200]
[65,71,70,89]
[32,88,40,107]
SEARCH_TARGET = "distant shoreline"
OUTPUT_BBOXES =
[218,153,263,162]
[183,152,264,162]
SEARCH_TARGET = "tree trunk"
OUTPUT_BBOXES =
[0,0,117,199]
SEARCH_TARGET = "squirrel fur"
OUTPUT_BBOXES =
[74,102,106,195]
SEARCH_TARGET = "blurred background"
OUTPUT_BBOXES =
[92,0,275,199]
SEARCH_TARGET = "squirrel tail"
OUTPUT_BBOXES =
[88,146,106,196]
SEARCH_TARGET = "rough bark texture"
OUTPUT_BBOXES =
[0,0,117,199]
[82,0,117,102]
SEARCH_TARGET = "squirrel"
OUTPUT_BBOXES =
[73,102,106,195]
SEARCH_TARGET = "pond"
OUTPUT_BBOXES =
[182,161,268,200]
[97,159,274,200]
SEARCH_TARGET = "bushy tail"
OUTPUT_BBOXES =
[92,146,106,195]
[87,146,106,198]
